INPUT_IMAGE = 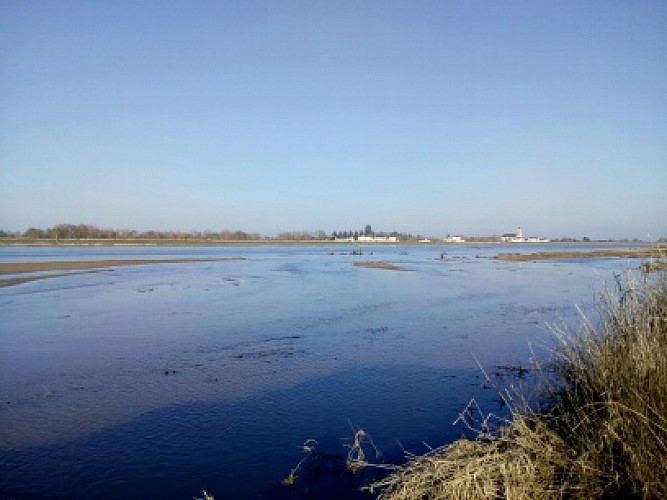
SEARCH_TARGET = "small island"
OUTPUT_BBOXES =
[494,248,664,262]
[353,262,406,271]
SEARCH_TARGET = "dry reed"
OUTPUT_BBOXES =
[370,265,667,499]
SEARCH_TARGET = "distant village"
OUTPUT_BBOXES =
[332,225,549,243]
[499,227,550,243]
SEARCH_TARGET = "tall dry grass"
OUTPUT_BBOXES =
[370,266,667,499]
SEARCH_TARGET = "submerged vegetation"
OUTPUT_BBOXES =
[368,266,667,499]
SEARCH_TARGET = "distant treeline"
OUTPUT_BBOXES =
[0,224,264,241]
[0,223,419,241]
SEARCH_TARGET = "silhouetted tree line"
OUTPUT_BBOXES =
[6,224,264,240]
[1,224,409,241]
[275,231,329,240]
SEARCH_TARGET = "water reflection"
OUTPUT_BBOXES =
[0,245,638,497]
[1,365,491,499]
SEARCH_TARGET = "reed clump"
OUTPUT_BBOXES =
[371,267,667,499]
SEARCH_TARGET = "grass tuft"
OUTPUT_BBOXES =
[370,264,667,499]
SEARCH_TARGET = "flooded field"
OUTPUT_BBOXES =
[0,244,645,498]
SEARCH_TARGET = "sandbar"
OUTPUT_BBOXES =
[494,248,664,262]
[0,257,246,288]
[353,261,406,271]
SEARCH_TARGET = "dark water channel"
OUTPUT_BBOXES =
[0,244,641,498]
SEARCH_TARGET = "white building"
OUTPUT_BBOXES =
[445,235,466,243]
[501,227,524,243]
[336,235,398,243]
[501,227,549,243]
[357,235,398,243]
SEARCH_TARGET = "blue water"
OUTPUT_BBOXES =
[0,244,643,498]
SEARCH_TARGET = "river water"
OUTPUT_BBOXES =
[0,244,643,498]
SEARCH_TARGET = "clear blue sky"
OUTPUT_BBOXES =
[1,1,665,239]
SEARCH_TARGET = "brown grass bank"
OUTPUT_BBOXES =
[369,269,667,499]
[495,248,664,262]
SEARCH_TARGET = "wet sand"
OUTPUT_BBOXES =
[495,248,664,262]
[353,261,406,271]
[0,258,245,287]
[0,270,109,288]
